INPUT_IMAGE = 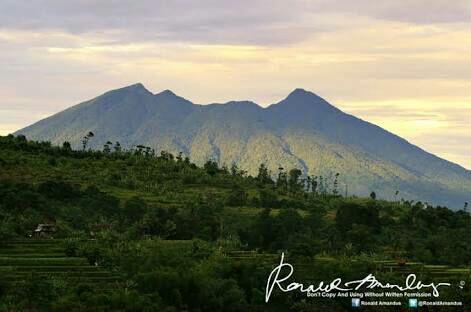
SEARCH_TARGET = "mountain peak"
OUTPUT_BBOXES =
[154,89,194,108]
[267,88,337,113]
[290,87,309,94]
[123,82,148,91]
[286,88,323,100]
[105,83,151,96]
[155,89,178,97]
[129,82,145,88]
[226,100,258,106]
[92,83,152,105]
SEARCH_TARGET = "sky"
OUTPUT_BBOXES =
[0,1,470,169]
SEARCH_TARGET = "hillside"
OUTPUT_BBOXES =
[15,84,471,209]
[1,135,470,310]
[0,135,470,311]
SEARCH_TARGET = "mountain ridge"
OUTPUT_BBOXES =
[15,83,471,209]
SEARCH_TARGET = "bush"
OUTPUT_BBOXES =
[63,238,80,257]
[225,187,247,207]
[77,241,103,265]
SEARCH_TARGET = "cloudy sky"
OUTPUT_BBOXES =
[1,0,470,168]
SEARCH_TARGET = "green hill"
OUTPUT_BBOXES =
[0,135,469,311]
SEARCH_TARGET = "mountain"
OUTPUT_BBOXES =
[15,83,471,209]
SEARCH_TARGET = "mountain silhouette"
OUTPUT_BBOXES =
[15,83,471,209]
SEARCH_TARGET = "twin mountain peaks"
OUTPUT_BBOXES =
[16,83,471,209]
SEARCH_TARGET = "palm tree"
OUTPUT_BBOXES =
[394,190,400,202]
[81,131,95,150]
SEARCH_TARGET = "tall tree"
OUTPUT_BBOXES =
[256,163,273,185]
[81,131,94,150]
[288,168,302,193]
[276,167,288,194]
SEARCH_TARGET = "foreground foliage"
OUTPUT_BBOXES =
[0,135,470,311]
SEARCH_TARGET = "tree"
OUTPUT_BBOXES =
[103,141,112,154]
[370,191,377,200]
[114,141,122,153]
[257,188,278,208]
[305,175,312,193]
[230,162,240,176]
[135,145,146,156]
[311,176,318,194]
[276,167,288,193]
[288,168,302,193]
[275,209,304,238]
[62,141,72,151]
[81,131,94,150]
[332,173,340,196]
[318,176,326,195]
[336,202,380,233]
[225,186,248,207]
[254,208,274,248]
[204,159,219,176]
[122,196,147,225]
[256,163,273,185]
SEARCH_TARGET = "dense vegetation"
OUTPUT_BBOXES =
[0,134,470,311]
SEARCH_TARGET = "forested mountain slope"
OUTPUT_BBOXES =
[16,84,471,208]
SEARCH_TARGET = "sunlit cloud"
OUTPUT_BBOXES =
[0,1,470,168]
[340,99,471,168]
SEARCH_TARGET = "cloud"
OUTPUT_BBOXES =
[0,1,470,168]
[319,0,471,24]
[340,100,471,169]
[2,1,470,46]
[0,1,324,45]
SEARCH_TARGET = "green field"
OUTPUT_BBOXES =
[0,239,122,291]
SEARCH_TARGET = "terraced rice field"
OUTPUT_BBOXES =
[376,260,471,282]
[0,239,123,291]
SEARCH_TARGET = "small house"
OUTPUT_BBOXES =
[33,224,56,238]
